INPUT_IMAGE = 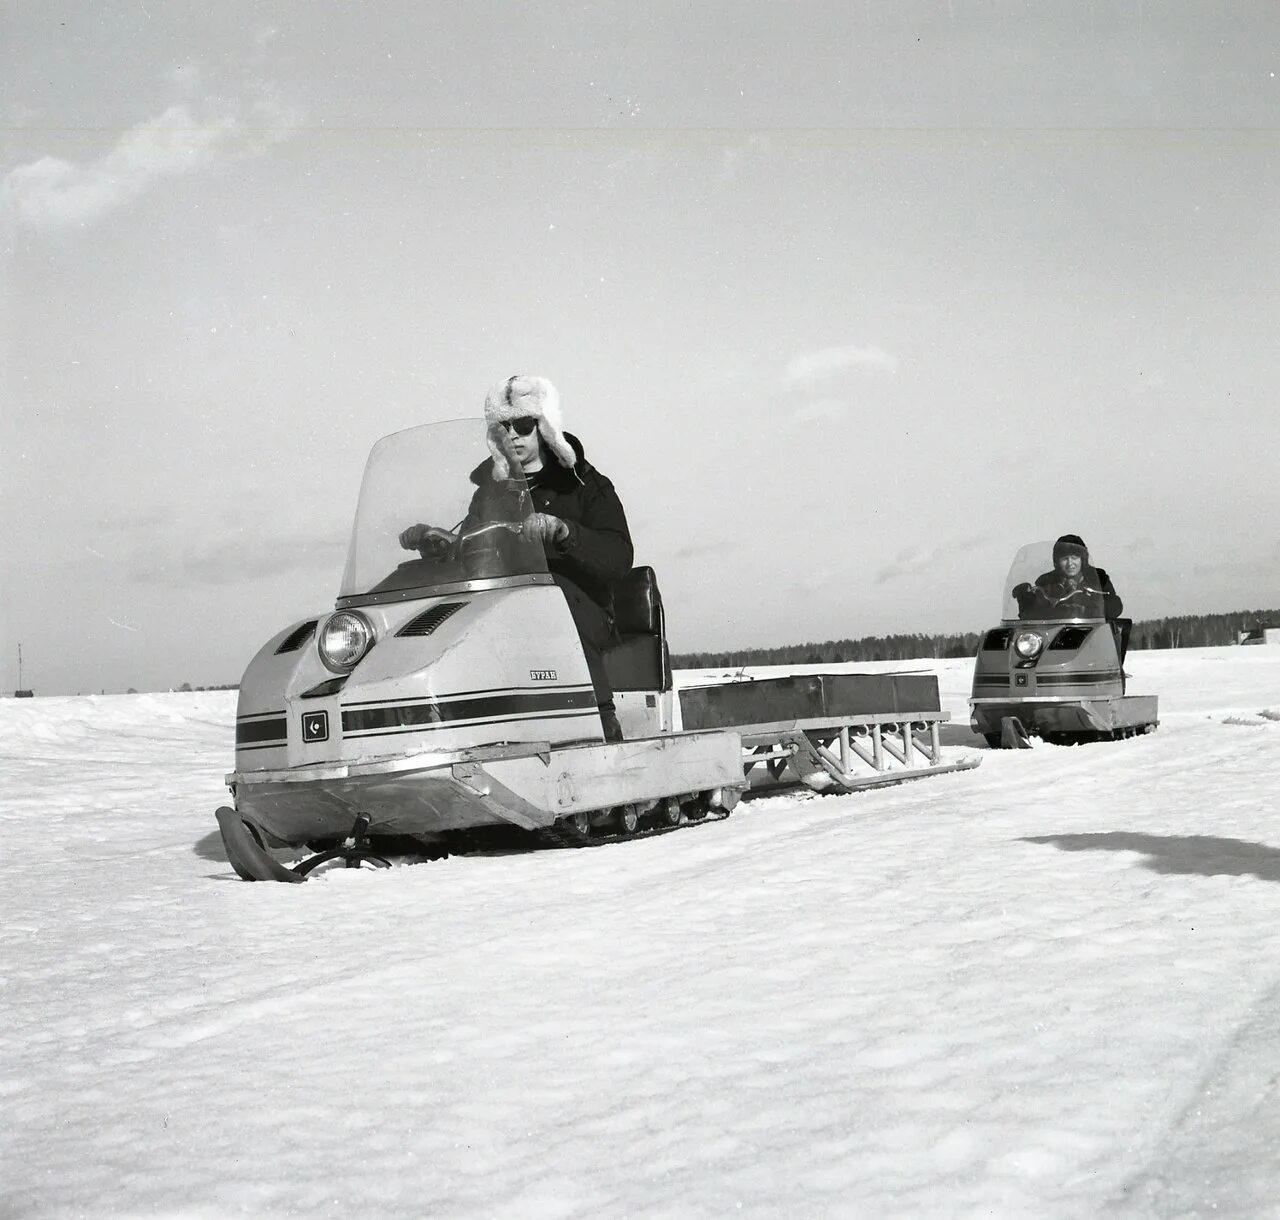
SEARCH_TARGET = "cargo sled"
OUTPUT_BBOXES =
[218,419,979,881]
[969,541,1158,747]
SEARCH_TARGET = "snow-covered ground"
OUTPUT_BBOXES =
[3,646,1280,1219]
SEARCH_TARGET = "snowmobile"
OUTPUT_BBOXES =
[217,418,980,882]
[969,541,1158,748]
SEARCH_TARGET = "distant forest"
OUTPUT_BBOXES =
[671,609,1280,669]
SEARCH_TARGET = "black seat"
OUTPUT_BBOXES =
[1111,617,1132,691]
[604,566,671,693]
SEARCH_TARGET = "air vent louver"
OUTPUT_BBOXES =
[301,676,348,699]
[396,601,467,638]
[1048,625,1095,651]
[275,620,318,654]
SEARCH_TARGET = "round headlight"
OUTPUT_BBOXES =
[318,611,375,673]
[1013,630,1045,659]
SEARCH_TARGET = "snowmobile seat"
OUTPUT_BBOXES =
[604,566,672,693]
[1111,616,1133,691]
[1111,617,1132,662]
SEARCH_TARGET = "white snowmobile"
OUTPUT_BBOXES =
[969,541,1159,747]
[217,419,979,881]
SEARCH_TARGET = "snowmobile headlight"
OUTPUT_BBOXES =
[1013,630,1045,659]
[318,611,375,673]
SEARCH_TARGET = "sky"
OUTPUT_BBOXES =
[3,2,1280,694]
[4,647,1280,1216]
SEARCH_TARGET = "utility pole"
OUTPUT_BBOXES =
[15,643,34,697]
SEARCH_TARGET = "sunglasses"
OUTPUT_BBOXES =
[499,416,539,437]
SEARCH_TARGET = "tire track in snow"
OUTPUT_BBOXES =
[1110,972,1280,1217]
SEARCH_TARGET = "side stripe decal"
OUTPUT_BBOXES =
[341,682,594,708]
[1036,671,1121,685]
[344,709,600,741]
[342,688,598,734]
[236,716,287,745]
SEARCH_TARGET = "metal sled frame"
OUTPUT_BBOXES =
[738,711,979,794]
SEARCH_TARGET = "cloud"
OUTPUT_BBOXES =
[164,61,204,94]
[684,365,757,396]
[875,536,992,585]
[4,102,41,127]
[129,528,347,588]
[1121,536,1157,553]
[99,508,176,534]
[790,399,848,425]
[718,134,775,182]
[2,92,302,230]
[783,344,898,388]
[794,568,838,593]
[672,540,723,561]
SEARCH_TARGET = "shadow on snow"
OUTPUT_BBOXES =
[1024,832,1280,883]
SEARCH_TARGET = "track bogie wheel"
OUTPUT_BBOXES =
[615,805,640,835]
[683,797,708,822]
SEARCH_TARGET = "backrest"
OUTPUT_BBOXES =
[604,566,672,694]
[613,566,663,636]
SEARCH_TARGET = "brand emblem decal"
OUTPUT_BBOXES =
[1014,674,1028,688]
[302,710,330,743]
[529,669,557,681]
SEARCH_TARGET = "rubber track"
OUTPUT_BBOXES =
[313,809,733,872]
[543,809,730,849]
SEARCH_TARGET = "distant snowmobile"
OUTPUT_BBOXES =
[969,541,1159,748]
[216,418,979,881]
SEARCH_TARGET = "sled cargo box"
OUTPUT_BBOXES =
[679,672,942,732]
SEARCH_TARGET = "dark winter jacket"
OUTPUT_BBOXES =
[466,432,634,610]
[1027,564,1123,620]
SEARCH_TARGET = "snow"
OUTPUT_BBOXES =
[3,646,1280,1218]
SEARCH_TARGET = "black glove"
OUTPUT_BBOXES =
[399,524,455,558]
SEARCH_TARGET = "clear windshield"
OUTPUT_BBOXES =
[1002,541,1107,623]
[339,418,548,600]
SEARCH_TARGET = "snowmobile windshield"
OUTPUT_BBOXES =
[1002,541,1107,624]
[338,418,548,602]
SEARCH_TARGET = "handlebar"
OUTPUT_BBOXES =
[1044,586,1105,606]
[459,521,524,540]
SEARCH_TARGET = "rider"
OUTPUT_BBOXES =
[1016,534,1123,620]
[399,375,633,743]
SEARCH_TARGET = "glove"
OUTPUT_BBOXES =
[399,524,455,557]
[521,512,569,545]
[1012,582,1035,603]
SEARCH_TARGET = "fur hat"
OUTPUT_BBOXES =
[484,374,577,480]
[1053,533,1089,564]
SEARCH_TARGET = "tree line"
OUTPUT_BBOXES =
[147,609,1279,688]
[671,609,1280,669]
[1128,610,1280,651]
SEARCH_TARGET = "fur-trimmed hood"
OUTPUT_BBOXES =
[484,374,577,479]
[1053,533,1089,564]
